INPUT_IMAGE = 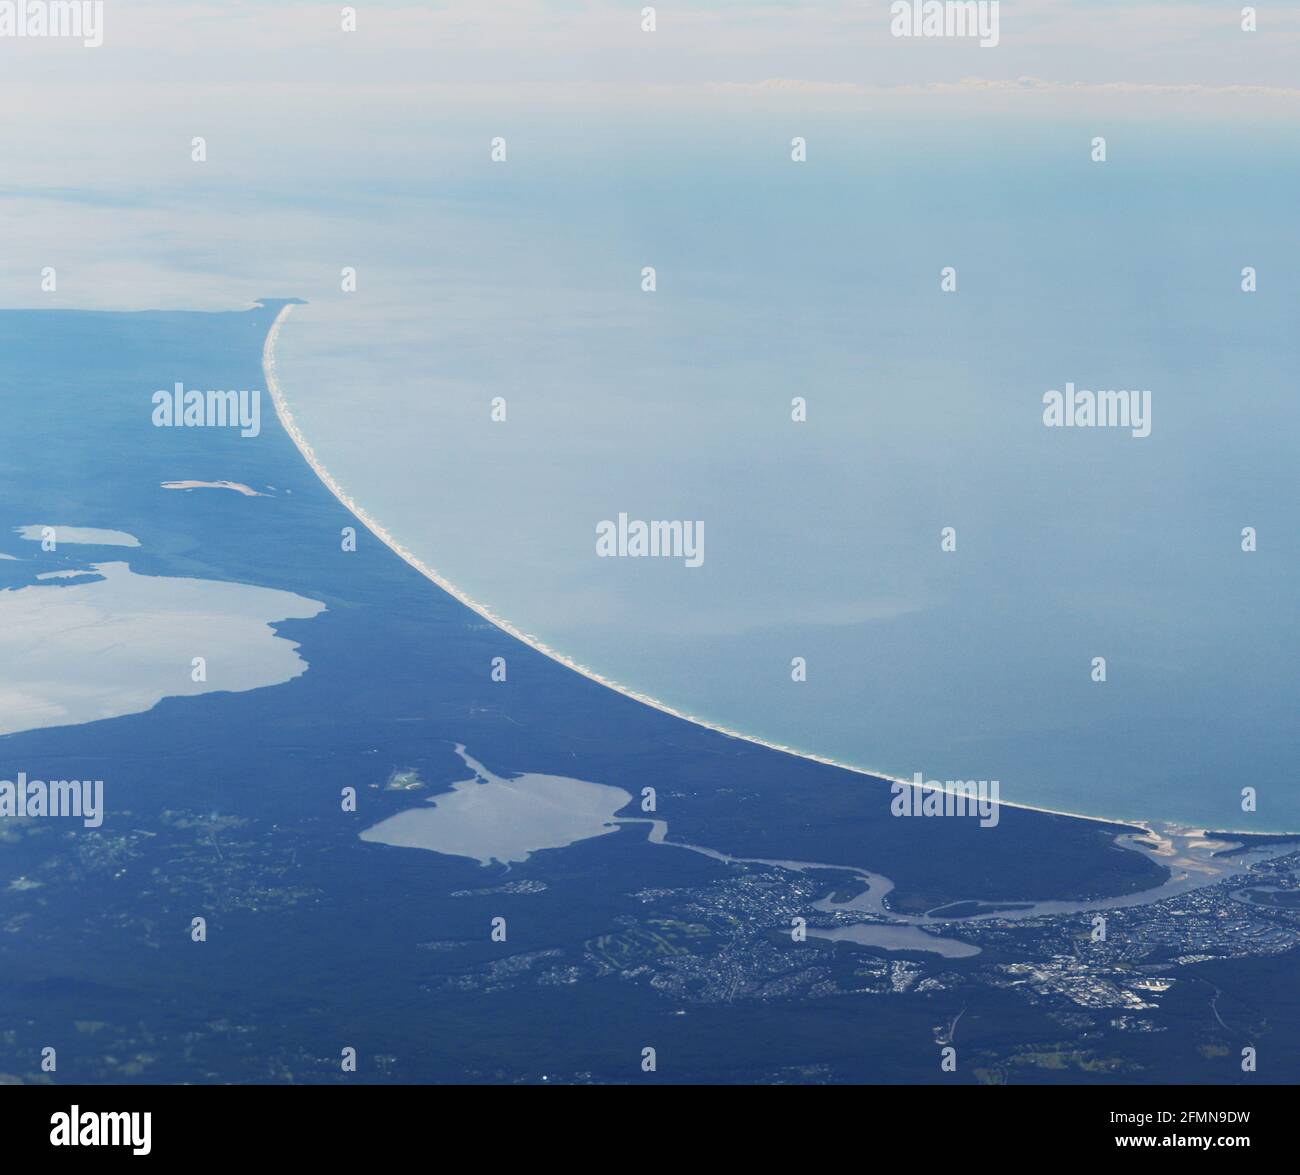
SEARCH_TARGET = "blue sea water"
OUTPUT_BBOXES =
[272,119,1300,831]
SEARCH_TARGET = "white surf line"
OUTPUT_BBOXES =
[258,303,1262,841]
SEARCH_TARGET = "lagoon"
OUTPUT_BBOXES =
[360,745,632,866]
[0,559,324,736]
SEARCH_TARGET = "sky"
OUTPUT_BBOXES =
[1,1,1297,309]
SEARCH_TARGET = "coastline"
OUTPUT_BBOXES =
[259,302,1287,842]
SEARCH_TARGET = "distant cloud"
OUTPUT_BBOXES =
[709,75,1300,101]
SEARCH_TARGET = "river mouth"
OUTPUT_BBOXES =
[809,828,1300,926]
[359,745,1300,957]
[641,820,1300,956]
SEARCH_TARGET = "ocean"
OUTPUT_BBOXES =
[269,119,1300,831]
